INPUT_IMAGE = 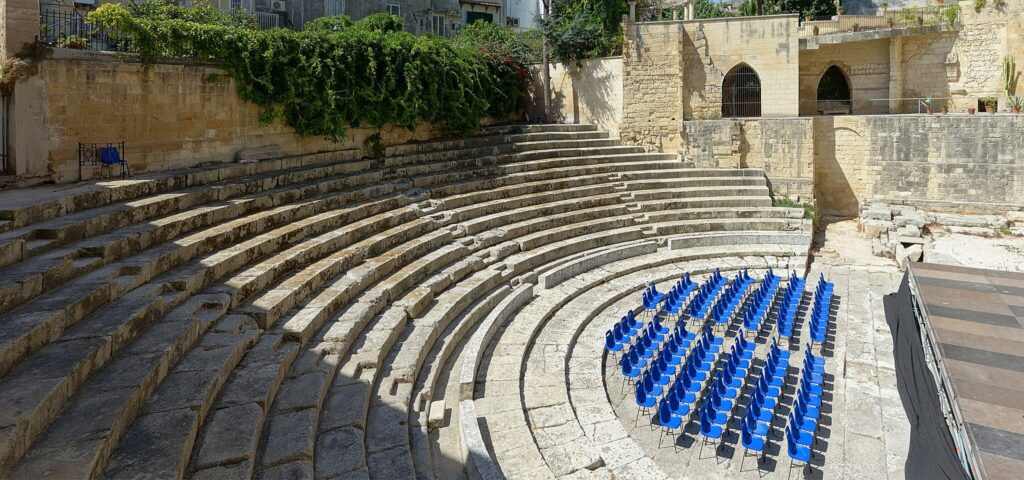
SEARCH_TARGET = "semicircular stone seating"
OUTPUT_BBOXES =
[0,123,811,480]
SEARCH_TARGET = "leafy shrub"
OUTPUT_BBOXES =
[454,21,541,64]
[351,13,403,33]
[55,34,89,49]
[303,15,353,33]
[87,3,527,141]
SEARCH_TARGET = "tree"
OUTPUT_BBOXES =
[694,0,735,19]
[738,0,836,17]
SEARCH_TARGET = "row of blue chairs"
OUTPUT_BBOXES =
[808,275,835,346]
[637,324,719,428]
[653,326,756,448]
[687,270,729,320]
[740,269,781,333]
[785,345,828,474]
[775,272,806,340]
[709,270,755,329]
[657,274,699,319]
[735,337,792,467]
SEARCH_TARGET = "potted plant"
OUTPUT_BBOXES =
[55,34,89,50]
[968,106,976,114]
[887,17,895,29]
[813,25,820,36]
[923,97,933,114]
[917,15,925,27]
[1009,96,1023,114]
[941,102,950,114]
[852,23,860,32]
[983,97,998,113]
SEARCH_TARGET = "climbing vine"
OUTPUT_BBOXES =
[86,1,528,141]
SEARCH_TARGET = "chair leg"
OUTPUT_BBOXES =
[658,428,665,449]
[634,408,641,427]
[740,449,745,471]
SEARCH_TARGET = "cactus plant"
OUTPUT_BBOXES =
[1003,56,1017,96]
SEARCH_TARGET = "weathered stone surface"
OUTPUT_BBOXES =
[258,409,317,467]
[191,403,263,470]
[255,460,313,480]
[314,427,365,480]
[104,409,198,480]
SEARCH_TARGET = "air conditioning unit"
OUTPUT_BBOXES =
[507,16,519,27]
[270,0,287,12]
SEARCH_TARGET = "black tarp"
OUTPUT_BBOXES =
[884,271,971,480]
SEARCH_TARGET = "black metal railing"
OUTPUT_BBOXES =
[39,2,121,52]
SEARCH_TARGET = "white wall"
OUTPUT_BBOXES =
[506,0,540,30]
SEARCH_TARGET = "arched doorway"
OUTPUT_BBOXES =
[816,65,852,115]
[722,64,761,118]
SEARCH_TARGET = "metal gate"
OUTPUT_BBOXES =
[0,94,9,174]
[722,64,761,118]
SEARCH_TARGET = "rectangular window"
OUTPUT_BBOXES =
[431,14,446,36]
[386,4,400,16]
[465,11,493,25]
[325,0,343,16]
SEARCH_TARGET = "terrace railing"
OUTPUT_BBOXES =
[799,7,960,37]
[39,2,120,52]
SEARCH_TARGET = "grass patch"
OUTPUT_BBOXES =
[773,196,816,220]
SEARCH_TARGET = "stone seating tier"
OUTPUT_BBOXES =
[0,124,812,480]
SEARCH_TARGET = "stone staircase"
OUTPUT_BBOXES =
[0,124,811,479]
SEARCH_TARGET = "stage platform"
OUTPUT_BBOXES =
[909,262,1024,480]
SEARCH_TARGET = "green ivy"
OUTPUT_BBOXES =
[87,1,527,141]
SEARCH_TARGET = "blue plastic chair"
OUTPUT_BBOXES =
[786,427,813,474]
[630,380,655,423]
[672,378,697,405]
[653,397,683,448]
[740,420,767,471]
[747,396,774,423]
[642,371,664,398]
[744,409,771,436]
[698,405,724,458]
[792,401,818,433]
[605,331,624,359]
[787,414,814,446]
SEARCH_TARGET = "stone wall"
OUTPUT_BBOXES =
[528,57,624,136]
[14,51,445,184]
[0,0,38,60]
[620,21,685,151]
[799,39,890,115]
[813,115,1024,216]
[682,15,801,119]
[681,118,814,201]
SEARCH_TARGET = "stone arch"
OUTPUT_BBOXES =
[721,63,761,118]
[816,65,852,115]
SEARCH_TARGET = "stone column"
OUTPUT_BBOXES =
[1,0,40,61]
[628,1,636,23]
[888,37,903,113]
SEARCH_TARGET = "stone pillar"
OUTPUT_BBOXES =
[686,1,694,21]
[628,1,636,23]
[888,37,903,113]
[1,0,40,60]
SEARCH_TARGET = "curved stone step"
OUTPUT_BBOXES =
[2,199,428,478]
[0,186,406,377]
[407,285,514,480]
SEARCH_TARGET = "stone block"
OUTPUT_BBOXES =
[861,219,893,239]
[906,244,923,263]
[895,224,921,238]
[862,204,892,221]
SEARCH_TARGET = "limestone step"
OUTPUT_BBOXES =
[0,150,366,231]
[627,185,770,201]
[0,189,410,379]
[0,174,397,318]
[362,270,505,480]
[476,248,808,478]
[477,124,599,135]
[407,286,514,479]
[188,230,465,477]
[0,199,429,477]
[632,195,772,211]
[0,124,595,231]
[0,159,381,270]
